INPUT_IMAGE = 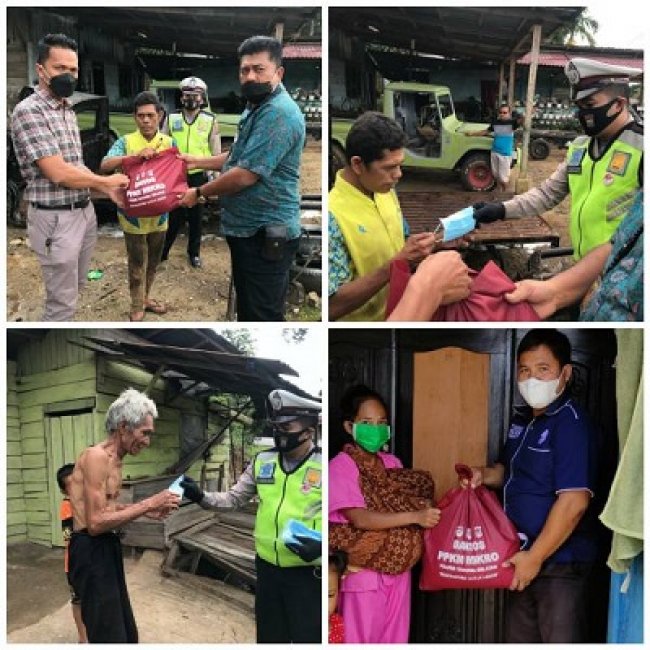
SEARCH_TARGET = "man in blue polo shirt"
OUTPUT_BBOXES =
[463,329,599,642]
[178,35,305,321]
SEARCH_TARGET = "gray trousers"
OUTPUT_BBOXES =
[27,203,98,321]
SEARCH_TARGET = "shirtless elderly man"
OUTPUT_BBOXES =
[68,388,180,643]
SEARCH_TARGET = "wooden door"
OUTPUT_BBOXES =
[46,411,96,546]
[413,347,490,500]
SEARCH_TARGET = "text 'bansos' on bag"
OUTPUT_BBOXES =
[121,147,188,218]
[419,464,520,591]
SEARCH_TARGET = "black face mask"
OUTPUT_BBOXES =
[578,98,623,137]
[241,81,273,104]
[272,427,311,452]
[181,98,199,110]
[45,71,77,99]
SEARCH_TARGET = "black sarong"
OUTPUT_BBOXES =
[69,530,138,643]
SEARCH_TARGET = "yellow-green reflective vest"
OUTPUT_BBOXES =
[253,447,322,568]
[567,126,643,259]
[167,111,215,174]
[329,171,405,321]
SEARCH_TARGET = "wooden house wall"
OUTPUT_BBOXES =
[12,330,231,547]
[7,359,27,544]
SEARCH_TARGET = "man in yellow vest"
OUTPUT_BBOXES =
[161,76,220,268]
[100,91,174,321]
[472,58,643,261]
[329,112,471,321]
[181,389,322,643]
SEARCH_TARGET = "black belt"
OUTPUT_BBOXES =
[32,198,90,211]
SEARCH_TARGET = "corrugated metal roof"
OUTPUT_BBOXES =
[283,43,321,59]
[518,52,643,69]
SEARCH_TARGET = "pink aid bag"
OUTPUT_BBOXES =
[419,464,520,591]
[121,147,188,217]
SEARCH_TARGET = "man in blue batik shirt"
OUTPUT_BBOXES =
[178,35,305,321]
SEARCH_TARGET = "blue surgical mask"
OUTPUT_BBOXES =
[438,207,476,242]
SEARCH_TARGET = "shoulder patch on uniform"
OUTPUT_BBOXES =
[256,461,276,484]
[567,147,586,173]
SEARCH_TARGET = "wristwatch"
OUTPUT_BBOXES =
[195,186,207,204]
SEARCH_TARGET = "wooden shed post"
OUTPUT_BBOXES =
[508,57,516,108]
[517,23,542,193]
[498,61,505,105]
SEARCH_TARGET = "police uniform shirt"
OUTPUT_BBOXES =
[499,393,599,564]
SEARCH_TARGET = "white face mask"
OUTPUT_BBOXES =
[517,377,562,409]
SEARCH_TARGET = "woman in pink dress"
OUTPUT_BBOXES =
[329,385,440,643]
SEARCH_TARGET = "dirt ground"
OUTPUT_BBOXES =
[7,138,322,323]
[7,542,255,643]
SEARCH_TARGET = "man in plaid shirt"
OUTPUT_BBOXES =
[11,33,129,321]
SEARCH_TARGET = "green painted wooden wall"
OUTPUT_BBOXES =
[12,329,233,547]
[7,359,27,544]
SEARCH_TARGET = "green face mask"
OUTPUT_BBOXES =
[353,422,391,453]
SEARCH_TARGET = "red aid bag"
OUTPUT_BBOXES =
[419,464,520,591]
[121,147,188,217]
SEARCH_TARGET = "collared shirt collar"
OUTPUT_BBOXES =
[34,85,71,110]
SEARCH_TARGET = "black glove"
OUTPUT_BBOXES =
[472,201,506,224]
[285,532,322,563]
[180,477,204,504]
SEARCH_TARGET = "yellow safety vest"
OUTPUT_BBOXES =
[253,447,322,568]
[329,171,405,321]
[167,111,215,174]
[567,125,643,259]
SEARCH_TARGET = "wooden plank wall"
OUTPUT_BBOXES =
[7,359,27,543]
[15,358,98,545]
[13,330,233,547]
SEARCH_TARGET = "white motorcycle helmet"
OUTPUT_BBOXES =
[179,76,208,108]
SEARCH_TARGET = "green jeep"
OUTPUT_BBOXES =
[331,81,517,191]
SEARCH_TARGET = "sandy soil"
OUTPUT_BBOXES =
[7,139,322,323]
[7,543,255,643]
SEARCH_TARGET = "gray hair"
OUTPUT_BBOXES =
[105,388,158,433]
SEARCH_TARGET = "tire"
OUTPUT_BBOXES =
[290,264,322,296]
[329,141,346,188]
[459,152,495,192]
[530,138,550,160]
[7,180,24,226]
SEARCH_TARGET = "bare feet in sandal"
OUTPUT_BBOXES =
[129,310,145,322]
[144,299,168,315]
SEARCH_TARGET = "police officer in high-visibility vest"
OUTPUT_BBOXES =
[181,389,322,643]
[161,76,220,268]
[471,58,643,261]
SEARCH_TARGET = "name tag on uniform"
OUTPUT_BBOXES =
[607,150,631,176]
[567,148,586,174]
[301,467,322,493]
[256,462,276,484]
[171,118,184,132]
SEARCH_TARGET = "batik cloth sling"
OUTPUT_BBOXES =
[329,443,434,574]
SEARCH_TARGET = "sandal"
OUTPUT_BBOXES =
[144,299,168,315]
[129,310,145,322]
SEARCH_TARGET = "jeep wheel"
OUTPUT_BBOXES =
[459,152,495,191]
[530,138,550,161]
